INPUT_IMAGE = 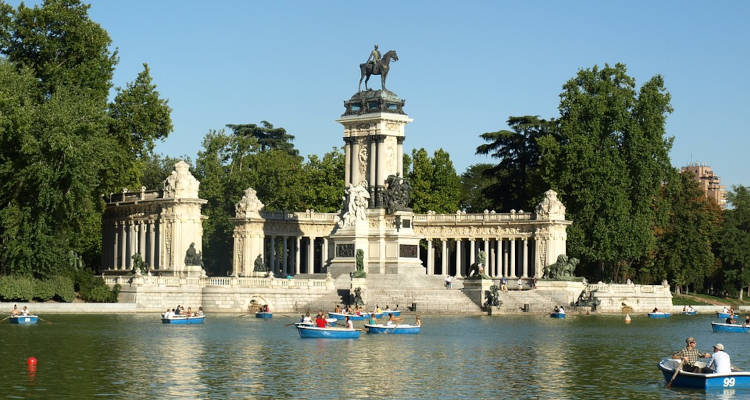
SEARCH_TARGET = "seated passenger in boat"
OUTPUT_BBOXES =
[415,315,422,327]
[386,314,402,326]
[385,305,391,311]
[744,315,750,326]
[703,343,731,374]
[672,337,710,373]
[197,306,204,316]
[303,313,312,323]
[174,305,181,315]
[21,306,29,316]
[726,315,735,324]
[682,306,687,312]
[559,306,565,313]
[368,313,377,325]
[315,314,328,328]
[162,308,172,318]
[186,307,193,316]
[10,304,18,316]
[334,304,341,313]
[722,306,729,313]
[687,305,695,312]
[345,316,354,329]
[652,307,659,313]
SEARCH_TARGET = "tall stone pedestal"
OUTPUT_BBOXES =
[329,209,424,278]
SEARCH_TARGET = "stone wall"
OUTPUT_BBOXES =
[589,282,673,312]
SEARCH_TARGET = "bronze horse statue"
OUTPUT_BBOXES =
[359,50,398,92]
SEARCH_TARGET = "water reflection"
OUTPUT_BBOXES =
[3,313,750,398]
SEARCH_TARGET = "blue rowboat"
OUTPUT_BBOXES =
[550,312,566,319]
[711,322,750,333]
[716,312,733,319]
[382,310,401,317]
[296,325,360,339]
[658,358,750,389]
[255,312,272,319]
[328,312,368,321]
[648,312,671,319]
[9,315,38,325]
[364,324,420,334]
[682,311,697,316]
[161,315,205,324]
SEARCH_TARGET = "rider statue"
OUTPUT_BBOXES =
[367,44,381,74]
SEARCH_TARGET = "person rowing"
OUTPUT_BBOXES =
[315,313,328,328]
[345,316,354,330]
[10,304,19,317]
[672,337,710,373]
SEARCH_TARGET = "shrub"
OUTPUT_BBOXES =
[34,279,55,301]
[50,276,75,303]
[0,275,35,301]
[75,270,119,302]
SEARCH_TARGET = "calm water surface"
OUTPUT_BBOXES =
[1,313,748,399]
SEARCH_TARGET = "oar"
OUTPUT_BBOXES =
[666,360,683,388]
[37,316,52,324]
[1,315,10,321]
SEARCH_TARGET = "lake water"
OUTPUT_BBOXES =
[1,313,748,399]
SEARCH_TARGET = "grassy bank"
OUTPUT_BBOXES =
[673,293,750,308]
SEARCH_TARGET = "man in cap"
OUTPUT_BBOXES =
[703,343,731,374]
[672,337,710,372]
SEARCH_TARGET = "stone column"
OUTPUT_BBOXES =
[295,236,301,275]
[397,137,404,177]
[496,239,502,277]
[138,221,146,261]
[322,237,328,271]
[351,140,360,186]
[120,223,127,270]
[489,241,495,277]
[148,221,155,268]
[469,239,475,266]
[455,239,462,277]
[509,238,516,278]
[113,223,120,270]
[427,239,433,275]
[308,236,316,273]
[369,138,376,203]
[441,239,447,276]
[281,236,288,276]
[522,238,529,278]
[344,138,352,185]
[376,136,386,190]
[503,240,509,277]
[269,236,276,275]
[484,238,489,265]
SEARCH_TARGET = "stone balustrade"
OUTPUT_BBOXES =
[104,275,333,290]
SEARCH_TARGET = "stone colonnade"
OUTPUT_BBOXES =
[419,236,536,278]
[101,161,207,275]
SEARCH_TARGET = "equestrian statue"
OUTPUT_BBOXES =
[359,44,399,92]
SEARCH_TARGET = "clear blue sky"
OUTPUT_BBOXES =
[12,1,750,189]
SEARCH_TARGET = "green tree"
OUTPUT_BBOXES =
[0,1,172,277]
[226,121,298,155]
[648,170,721,292]
[539,63,674,282]
[406,148,461,213]
[302,147,345,213]
[476,116,555,211]
[716,186,750,299]
[460,163,497,213]
[0,0,117,100]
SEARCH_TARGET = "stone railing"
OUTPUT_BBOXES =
[260,210,339,223]
[104,275,332,290]
[413,211,533,224]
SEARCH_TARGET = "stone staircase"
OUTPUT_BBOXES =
[361,274,482,314]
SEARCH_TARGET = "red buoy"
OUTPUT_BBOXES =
[27,357,37,367]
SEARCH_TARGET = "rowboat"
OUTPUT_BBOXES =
[658,358,750,389]
[382,310,401,317]
[648,312,671,319]
[161,315,205,324]
[328,312,369,321]
[550,312,566,319]
[364,324,420,334]
[255,312,272,319]
[296,325,360,339]
[711,322,750,333]
[682,311,697,316]
[716,312,734,319]
[9,315,38,325]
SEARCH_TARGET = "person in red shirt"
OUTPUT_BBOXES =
[315,313,328,328]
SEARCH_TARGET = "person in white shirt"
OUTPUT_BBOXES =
[704,343,731,374]
[345,316,354,329]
